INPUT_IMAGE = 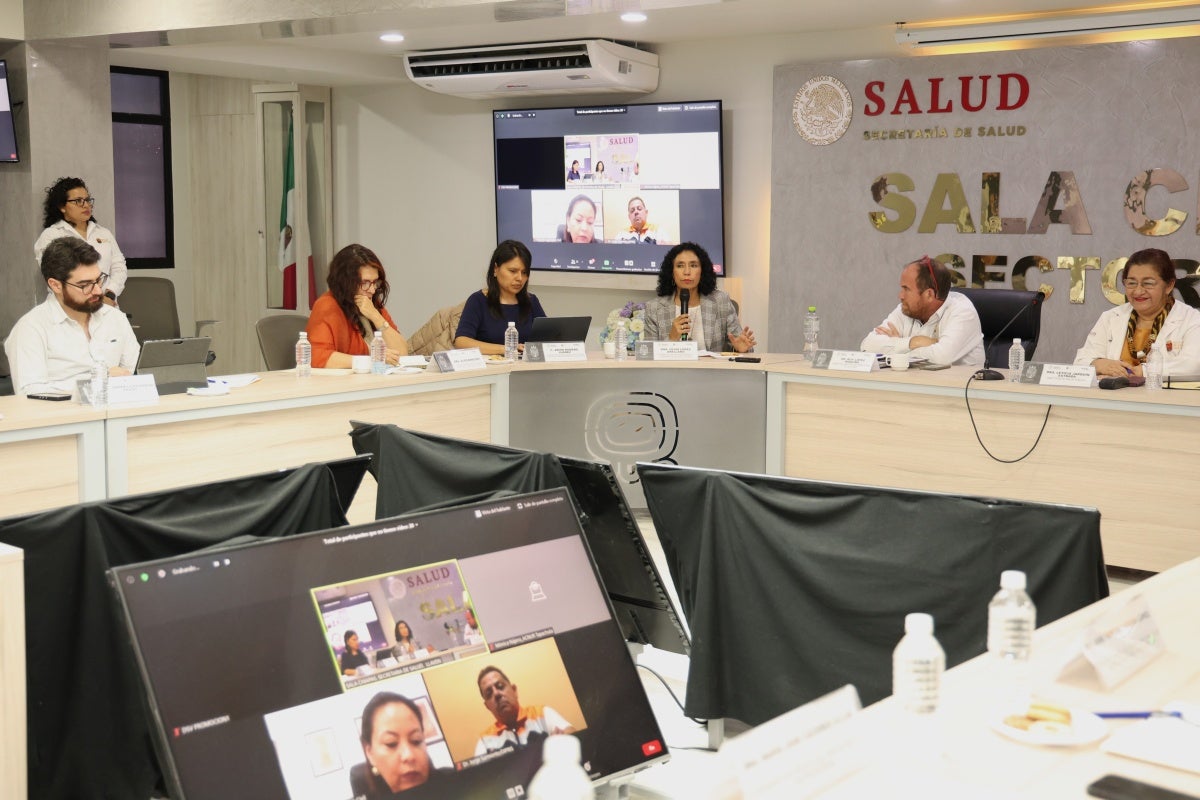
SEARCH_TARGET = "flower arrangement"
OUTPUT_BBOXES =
[599,301,647,349]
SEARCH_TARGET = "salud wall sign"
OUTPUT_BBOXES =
[770,41,1200,362]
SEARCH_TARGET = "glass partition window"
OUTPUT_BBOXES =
[110,67,173,269]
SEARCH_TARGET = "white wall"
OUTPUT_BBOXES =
[332,27,898,349]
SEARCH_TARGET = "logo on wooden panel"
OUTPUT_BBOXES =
[792,75,853,146]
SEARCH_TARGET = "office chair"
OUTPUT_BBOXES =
[951,287,1043,368]
[255,314,310,370]
[121,276,219,345]
[0,346,11,396]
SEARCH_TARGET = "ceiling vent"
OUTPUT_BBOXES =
[404,40,658,99]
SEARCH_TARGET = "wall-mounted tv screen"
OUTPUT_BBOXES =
[0,60,19,163]
[494,100,725,275]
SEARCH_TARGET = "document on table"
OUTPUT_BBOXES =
[209,374,261,388]
[1101,703,1200,775]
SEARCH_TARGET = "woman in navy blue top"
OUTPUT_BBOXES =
[453,240,546,355]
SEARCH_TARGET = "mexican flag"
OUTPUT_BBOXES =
[278,120,297,308]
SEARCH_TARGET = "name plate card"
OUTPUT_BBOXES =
[1059,594,1165,690]
[429,348,487,373]
[811,349,876,372]
[718,685,865,799]
[108,374,160,407]
[635,340,699,361]
[523,341,587,363]
[1018,362,1095,388]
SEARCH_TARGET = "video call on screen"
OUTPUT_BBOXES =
[111,490,665,799]
[493,101,726,275]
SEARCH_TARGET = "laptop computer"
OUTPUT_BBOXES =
[108,488,668,799]
[529,316,591,343]
[135,337,211,395]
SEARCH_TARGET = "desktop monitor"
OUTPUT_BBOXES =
[559,456,690,656]
[0,60,18,163]
[493,99,725,276]
[109,488,668,799]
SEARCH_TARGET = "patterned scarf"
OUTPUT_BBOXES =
[1123,295,1174,364]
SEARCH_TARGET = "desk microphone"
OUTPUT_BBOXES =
[1099,375,1145,389]
[973,290,1046,381]
[679,288,690,341]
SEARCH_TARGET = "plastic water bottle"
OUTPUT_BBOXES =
[803,306,820,359]
[892,612,944,715]
[988,570,1036,661]
[988,570,1036,707]
[295,331,312,377]
[504,321,519,361]
[370,330,387,374]
[1145,342,1164,390]
[89,357,108,408]
[614,319,628,361]
[528,735,594,800]
[1008,337,1025,382]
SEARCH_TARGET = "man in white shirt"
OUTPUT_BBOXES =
[5,237,140,396]
[860,256,985,366]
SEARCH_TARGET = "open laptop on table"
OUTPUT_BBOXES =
[529,315,591,343]
[108,488,668,799]
[135,337,211,395]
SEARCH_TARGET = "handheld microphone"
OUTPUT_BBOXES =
[973,290,1046,381]
[679,289,690,341]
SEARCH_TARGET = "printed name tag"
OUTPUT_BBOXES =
[523,342,587,363]
[429,348,488,373]
[719,685,865,798]
[1018,362,1095,388]
[810,350,876,372]
[1058,595,1165,690]
[635,341,699,361]
[108,374,160,407]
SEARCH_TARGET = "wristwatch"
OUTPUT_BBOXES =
[379,320,391,332]
[104,290,117,301]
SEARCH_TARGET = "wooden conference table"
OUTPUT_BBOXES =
[630,555,1200,799]
[2,355,1199,570]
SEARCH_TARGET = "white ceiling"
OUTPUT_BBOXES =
[103,0,1190,86]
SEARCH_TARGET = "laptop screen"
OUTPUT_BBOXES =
[109,488,666,799]
[528,316,591,342]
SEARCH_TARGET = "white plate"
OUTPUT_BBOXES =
[991,709,1107,747]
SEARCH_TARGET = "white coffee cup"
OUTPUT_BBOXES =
[886,353,911,371]
[351,355,371,374]
[603,341,617,359]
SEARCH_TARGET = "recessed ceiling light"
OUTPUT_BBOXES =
[380,33,405,43]
[621,12,647,23]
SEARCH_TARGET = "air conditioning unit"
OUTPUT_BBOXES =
[404,40,659,99]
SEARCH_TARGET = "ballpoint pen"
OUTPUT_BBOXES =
[1095,710,1182,719]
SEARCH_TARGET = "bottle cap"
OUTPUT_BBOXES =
[904,612,934,635]
[808,306,817,312]
[1000,570,1026,590]
[542,734,581,764]
[1012,337,1020,344]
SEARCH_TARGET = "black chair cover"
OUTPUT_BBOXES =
[0,463,347,800]
[349,423,570,518]
[637,463,1108,726]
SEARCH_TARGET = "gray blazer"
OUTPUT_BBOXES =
[643,289,748,353]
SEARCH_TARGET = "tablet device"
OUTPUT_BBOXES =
[529,316,591,343]
[135,337,211,394]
